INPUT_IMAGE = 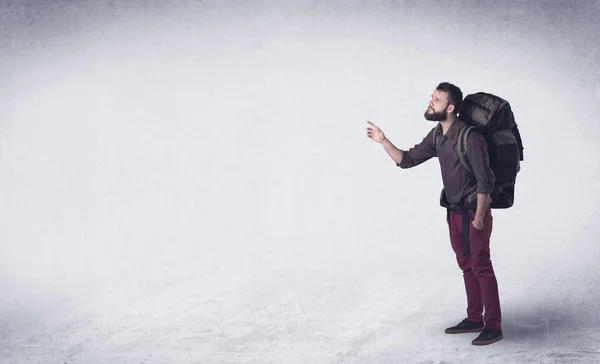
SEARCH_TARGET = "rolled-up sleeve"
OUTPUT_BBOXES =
[397,128,438,168]
[467,132,495,194]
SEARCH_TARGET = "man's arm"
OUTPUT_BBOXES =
[467,132,495,222]
[396,128,438,168]
[475,192,492,220]
[366,121,437,167]
[381,138,404,165]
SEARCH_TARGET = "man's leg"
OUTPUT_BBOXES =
[468,207,502,331]
[447,211,483,324]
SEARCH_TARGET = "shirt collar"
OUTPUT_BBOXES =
[435,118,462,141]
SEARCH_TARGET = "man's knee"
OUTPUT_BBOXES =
[456,256,472,273]
[471,255,495,277]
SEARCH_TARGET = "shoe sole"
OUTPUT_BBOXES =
[445,327,484,334]
[471,334,504,346]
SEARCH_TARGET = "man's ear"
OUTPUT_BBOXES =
[446,104,455,114]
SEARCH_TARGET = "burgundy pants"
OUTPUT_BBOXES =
[447,205,502,330]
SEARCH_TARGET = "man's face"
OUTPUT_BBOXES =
[424,89,452,121]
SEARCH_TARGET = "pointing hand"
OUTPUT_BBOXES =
[366,120,386,143]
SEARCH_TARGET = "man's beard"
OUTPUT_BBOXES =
[424,106,448,121]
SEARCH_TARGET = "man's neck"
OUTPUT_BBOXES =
[440,115,457,135]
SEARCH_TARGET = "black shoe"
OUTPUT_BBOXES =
[471,327,504,346]
[444,318,484,334]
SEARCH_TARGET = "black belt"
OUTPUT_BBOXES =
[447,204,474,257]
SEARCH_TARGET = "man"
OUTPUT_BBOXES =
[366,82,503,346]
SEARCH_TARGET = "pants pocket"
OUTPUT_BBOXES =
[469,211,484,231]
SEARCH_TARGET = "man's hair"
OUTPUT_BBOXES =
[436,82,463,115]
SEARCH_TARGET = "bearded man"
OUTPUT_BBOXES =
[366,82,503,346]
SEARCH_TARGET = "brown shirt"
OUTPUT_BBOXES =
[397,119,495,206]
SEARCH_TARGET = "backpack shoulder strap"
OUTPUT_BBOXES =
[457,125,478,173]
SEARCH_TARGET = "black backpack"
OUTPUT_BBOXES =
[445,92,524,209]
